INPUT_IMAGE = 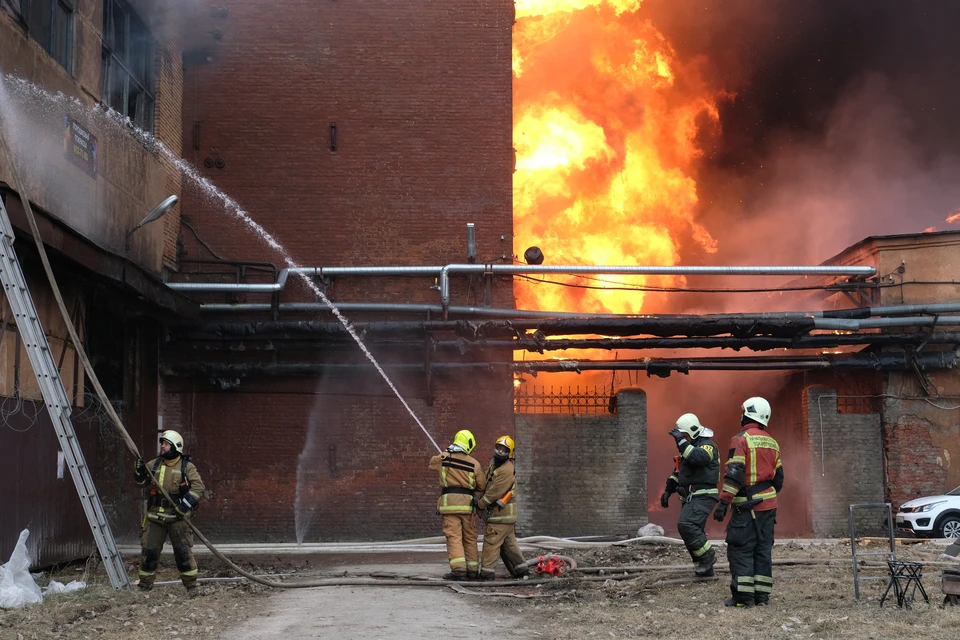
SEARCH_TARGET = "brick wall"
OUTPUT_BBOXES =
[163,1,515,541]
[804,386,886,537]
[158,368,514,541]
[178,0,515,304]
[514,389,647,537]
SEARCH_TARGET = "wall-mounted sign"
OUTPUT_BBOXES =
[64,116,98,179]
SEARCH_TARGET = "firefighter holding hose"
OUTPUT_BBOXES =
[134,430,206,596]
[477,435,529,580]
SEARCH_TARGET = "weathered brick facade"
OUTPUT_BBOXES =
[163,1,515,541]
[515,389,648,537]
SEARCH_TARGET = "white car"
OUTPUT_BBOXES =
[895,487,960,538]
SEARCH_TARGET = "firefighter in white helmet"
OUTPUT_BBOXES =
[713,396,783,607]
[134,429,206,596]
[660,413,721,577]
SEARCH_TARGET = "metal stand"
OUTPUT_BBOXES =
[0,196,129,589]
[849,503,896,603]
[880,561,928,608]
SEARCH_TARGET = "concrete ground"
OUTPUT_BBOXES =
[212,555,537,640]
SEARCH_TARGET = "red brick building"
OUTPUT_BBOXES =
[165,0,516,541]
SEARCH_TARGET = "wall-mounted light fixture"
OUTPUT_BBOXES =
[125,195,179,252]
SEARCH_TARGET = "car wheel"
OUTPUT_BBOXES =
[936,515,960,538]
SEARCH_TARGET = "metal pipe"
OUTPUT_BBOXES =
[815,316,960,331]
[167,263,877,294]
[197,302,610,319]
[161,350,957,377]
[466,223,476,263]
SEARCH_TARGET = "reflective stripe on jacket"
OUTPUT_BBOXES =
[478,459,517,524]
[429,451,486,514]
[719,428,782,511]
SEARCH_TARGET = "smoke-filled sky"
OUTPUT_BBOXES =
[643,0,960,265]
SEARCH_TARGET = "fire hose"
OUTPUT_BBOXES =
[0,125,589,591]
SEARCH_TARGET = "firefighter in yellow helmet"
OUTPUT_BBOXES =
[133,430,206,596]
[429,429,487,580]
[477,435,528,580]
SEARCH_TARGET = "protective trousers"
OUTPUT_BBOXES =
[726,508,776,605]
[480,522,528,578]
[441,513,479,576]
[677,494,717,564]
[139,518,198,588]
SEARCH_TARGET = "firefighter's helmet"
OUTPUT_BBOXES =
[160,430,184,454]
[452,429,476,454]
[675,413,705,440]
[495,435,515,459]
[742,396,772,427]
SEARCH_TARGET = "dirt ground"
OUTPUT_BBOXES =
[2,540,959,639]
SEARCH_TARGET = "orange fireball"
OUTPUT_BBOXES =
[514,0,725,315]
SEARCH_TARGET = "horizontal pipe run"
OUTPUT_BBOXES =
[198,302,609,319]
[815,316,960,331]
[167,263,878,295]
[437,333,960,352]
[160,350,958,378]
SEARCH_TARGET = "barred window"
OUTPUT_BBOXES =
[101,0,155,132]
[14,1,74,73]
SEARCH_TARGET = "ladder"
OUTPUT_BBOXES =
[0,195,129,589]
[849,502,896,602]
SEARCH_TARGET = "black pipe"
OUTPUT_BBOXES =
[435,333,960,353]
[160,350,957,378]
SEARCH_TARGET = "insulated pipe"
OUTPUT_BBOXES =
[160,350,958,377]
[815,316,960,331]
[197,302,614,319]
[166,263,877,295]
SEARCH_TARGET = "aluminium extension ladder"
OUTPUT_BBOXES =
[0,195,129,589]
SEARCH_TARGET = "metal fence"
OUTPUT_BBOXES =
[514,385,615,414]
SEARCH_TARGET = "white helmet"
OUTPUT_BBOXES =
[741,397,771,427]
[675,413,706,440]
[160,430,184,454]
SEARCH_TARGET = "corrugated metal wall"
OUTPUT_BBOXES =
[0,397,100,567]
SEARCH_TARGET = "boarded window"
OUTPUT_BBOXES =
[834,371,881,414]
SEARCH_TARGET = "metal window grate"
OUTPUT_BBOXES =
[514,385,614,415]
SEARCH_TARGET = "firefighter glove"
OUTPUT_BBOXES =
[713,502,729,522]
[660,491,671,509]
[134,458,148,483]
[176,493,199,515]
[668,427,686,449]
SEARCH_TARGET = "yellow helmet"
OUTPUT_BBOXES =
[495,435,515,458]
[452,429,476,454]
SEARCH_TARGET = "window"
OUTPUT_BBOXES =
[16,0,74,72]
[101,0,155,132]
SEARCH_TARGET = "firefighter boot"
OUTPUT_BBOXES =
[724,596,754,608]
[442,571,468,581]
[694,549,716,577]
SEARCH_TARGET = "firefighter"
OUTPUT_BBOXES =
[429,429,487,580]
[659,413,721,577]
[713,396,784,607]
[477,435,528,580]
[133,430,205,596]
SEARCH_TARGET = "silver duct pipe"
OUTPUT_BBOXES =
[167,263,877,297]
[815,316,960,331]
[197,302,608,319]
[466,223,476,263]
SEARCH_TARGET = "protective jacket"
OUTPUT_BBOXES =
[429,451,486,514]
[478,459,517,524]
[664,435,720,499]
[137,456,205,517]
[719,427,783,511]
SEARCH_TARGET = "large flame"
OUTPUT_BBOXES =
[514,1,724,315]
